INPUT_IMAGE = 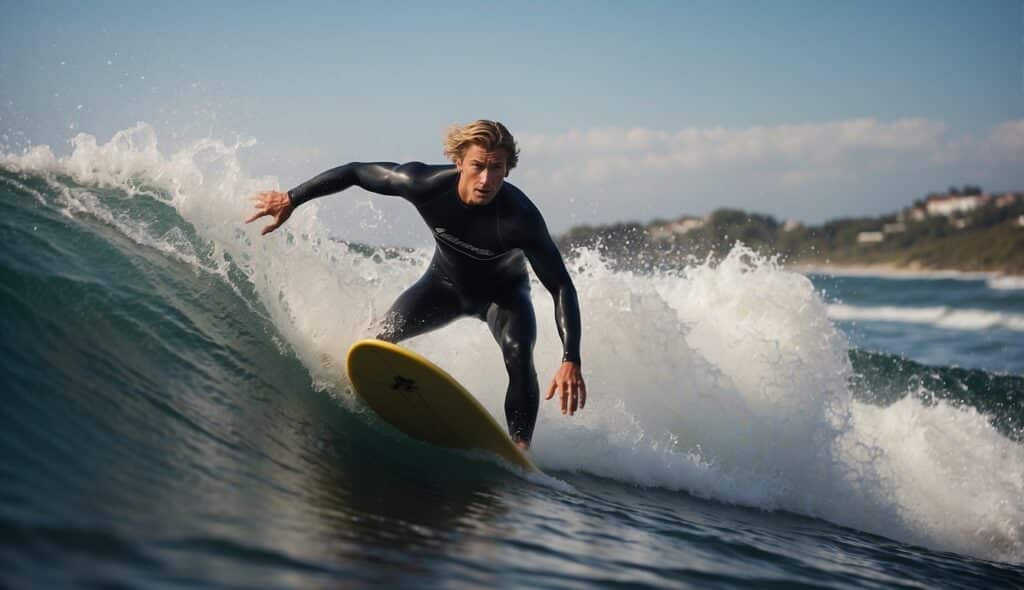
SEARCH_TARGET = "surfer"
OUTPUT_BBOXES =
[246,120,585,449]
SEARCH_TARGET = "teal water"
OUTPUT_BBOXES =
[814,273,1024,375]
[2,134,1023,588]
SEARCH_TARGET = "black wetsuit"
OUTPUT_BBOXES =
[288,162,581,442]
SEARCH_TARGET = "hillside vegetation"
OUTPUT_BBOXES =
[557,191,1024,275]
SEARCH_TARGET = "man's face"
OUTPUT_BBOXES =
[455,144,509,206]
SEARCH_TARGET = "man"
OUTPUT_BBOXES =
[246,120,585,449]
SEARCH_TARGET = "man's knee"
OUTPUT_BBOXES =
[498,333,535,376]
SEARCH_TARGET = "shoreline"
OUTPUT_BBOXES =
[788,261,1022,281]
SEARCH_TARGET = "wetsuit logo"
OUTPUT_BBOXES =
[433,227,496,258]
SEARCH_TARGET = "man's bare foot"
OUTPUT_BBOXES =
[514,439,530,451]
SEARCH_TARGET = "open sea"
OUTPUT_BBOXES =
[2,125,1023,589]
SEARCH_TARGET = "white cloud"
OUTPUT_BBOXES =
[991,120,1024,150]
[520,118,951,174]
[514,118,1024,228]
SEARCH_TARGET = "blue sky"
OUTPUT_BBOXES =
[2,0,1022,241]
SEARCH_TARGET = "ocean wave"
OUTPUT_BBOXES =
[827,303,1024,331]
[3,123,1023,564]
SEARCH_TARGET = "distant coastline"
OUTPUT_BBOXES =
[557,186,1024,277]
[789,262,1010,280]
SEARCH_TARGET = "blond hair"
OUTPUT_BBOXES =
[443,120,520,169]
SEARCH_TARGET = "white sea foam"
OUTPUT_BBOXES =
[827,303,1024,332]
[4,124,1023,564]
[2,123,415,375]
[988,275,1024,291]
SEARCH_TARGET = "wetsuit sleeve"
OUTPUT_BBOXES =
[520,208,583,364]
[286,162,451,207]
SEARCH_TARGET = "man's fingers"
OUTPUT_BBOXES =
[261,221,279,235]
[549,367,589,415]
[245,210,268,224]
[246,194,271,224]
[545,380,557,400]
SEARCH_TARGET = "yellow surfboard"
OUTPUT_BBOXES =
[345,339,539,472]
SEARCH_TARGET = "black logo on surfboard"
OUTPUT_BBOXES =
[391,375,417,393]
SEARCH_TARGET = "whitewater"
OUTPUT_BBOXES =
[2,124,1022,588]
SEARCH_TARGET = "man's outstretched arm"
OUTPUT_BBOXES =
[246,162,452,235]
[289,162,413,207]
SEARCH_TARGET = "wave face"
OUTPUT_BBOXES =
[2,125,1023,586]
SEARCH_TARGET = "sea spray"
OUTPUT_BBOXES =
[3,124,1022,563]
[850,396,1024,560]
[3,123,427,398]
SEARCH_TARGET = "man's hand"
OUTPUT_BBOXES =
[545,361,587,416]
[245,190,294,235]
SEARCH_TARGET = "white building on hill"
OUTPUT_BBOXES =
[648,217,705,241]
[925,194,990,217]
[857,231,885,243]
